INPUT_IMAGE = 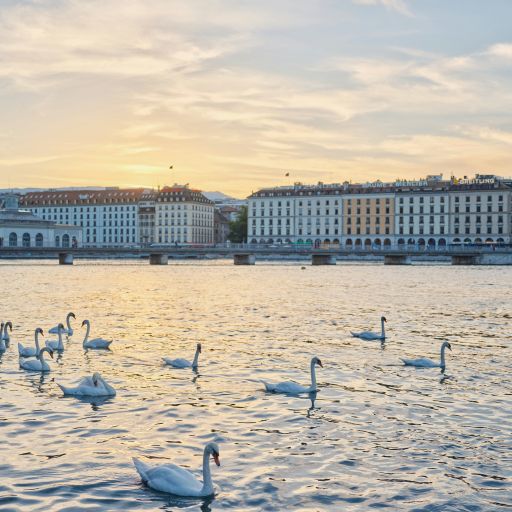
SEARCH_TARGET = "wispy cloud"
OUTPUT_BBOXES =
[352,0,413,16]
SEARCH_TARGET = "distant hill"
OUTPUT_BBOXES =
[203,191,240,202]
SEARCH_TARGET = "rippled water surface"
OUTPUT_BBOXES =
[0,261,511,511]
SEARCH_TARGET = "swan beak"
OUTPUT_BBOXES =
[317,360,323,368]
[212,453,220,467]
[49,351,54,359]
[71,313,76,319]
[81,320,86,327]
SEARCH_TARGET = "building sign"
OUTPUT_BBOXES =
[457,178,496,185]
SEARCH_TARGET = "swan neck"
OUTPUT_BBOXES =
[201,447,214,494]
[38,348,47,362]
[440,345,447,367]
[34,330,41,352]
[192,347,200,367]
[66,314,72,330]
[83,322,90,346]
[381,319,385,337]
[310,360,317,390]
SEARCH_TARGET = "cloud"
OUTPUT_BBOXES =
[352,0,412,16]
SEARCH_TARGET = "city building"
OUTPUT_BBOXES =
[19,185,214,247]
[214,210,230,244]
[247,174,512,247]
[0,193,82,248]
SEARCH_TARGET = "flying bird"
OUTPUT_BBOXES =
[285,172,289,176]
[169,165,173,170]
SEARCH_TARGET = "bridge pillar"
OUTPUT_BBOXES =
[149,253,168,265]
[58,252,74,265]
[384,254,411,265]
[311,254,336,265]
[234,253,255,265]
[451,255,477,265]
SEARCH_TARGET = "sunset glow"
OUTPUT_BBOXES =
[1,0,512,196]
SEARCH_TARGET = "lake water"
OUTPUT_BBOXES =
[0,261,511,511]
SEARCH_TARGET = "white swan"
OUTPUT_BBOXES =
[0,323,6,352]
[401,341,452,370]
[351,316,387,341]
[18,328,44,357]
[133,442,221,497]
[46,324,65,351]
[81,319,112,349]
[262,356,323,394]
[58,372,116,397]
[49,312,76,336]
[1,321,12,344]
[163,343,202,369]
[19,347,54,372]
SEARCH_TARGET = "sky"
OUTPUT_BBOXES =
[1,0,512,197]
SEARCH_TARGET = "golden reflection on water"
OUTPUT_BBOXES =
[0,261,511,510]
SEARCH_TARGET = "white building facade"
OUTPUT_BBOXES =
[20,185,214,247]
[248,175,512,247]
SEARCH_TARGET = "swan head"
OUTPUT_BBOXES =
[206,442,220,467]
[58,323,65,332]
[197,343,202,353]
[442,341,452,351]
[5,321,12,331]
[36,327,44,336]
[68,312,76,320]
[381,316,387,322]
[312,356,323,368]
[42,347,54,359]
[92,372,102,385]
[81,319,90,328]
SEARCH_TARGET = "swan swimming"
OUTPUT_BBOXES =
[46,324,65,351]
[58,372,116,397]
[401,341,452,370]
[351,316,387,341]
[19,347,54,372]
[81,320,112,349]
[163,343,202,369]
[49,312,76,336]
[18,328,44,357]
[1,321,13,345]
[133,442,221,497]
[262,356,323,394]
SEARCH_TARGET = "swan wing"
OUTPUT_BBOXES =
[163,358,191,368]
[20,358,49,372]
[137,461,203,496]
[84,338,112,349]
[401,357,438,368]
[264,380,310,394]
[48,325,59,334]
[18,343,37,357]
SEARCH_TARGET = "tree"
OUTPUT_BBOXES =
[228,206,247,243]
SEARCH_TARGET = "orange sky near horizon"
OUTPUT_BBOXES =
[1,0,512,198]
